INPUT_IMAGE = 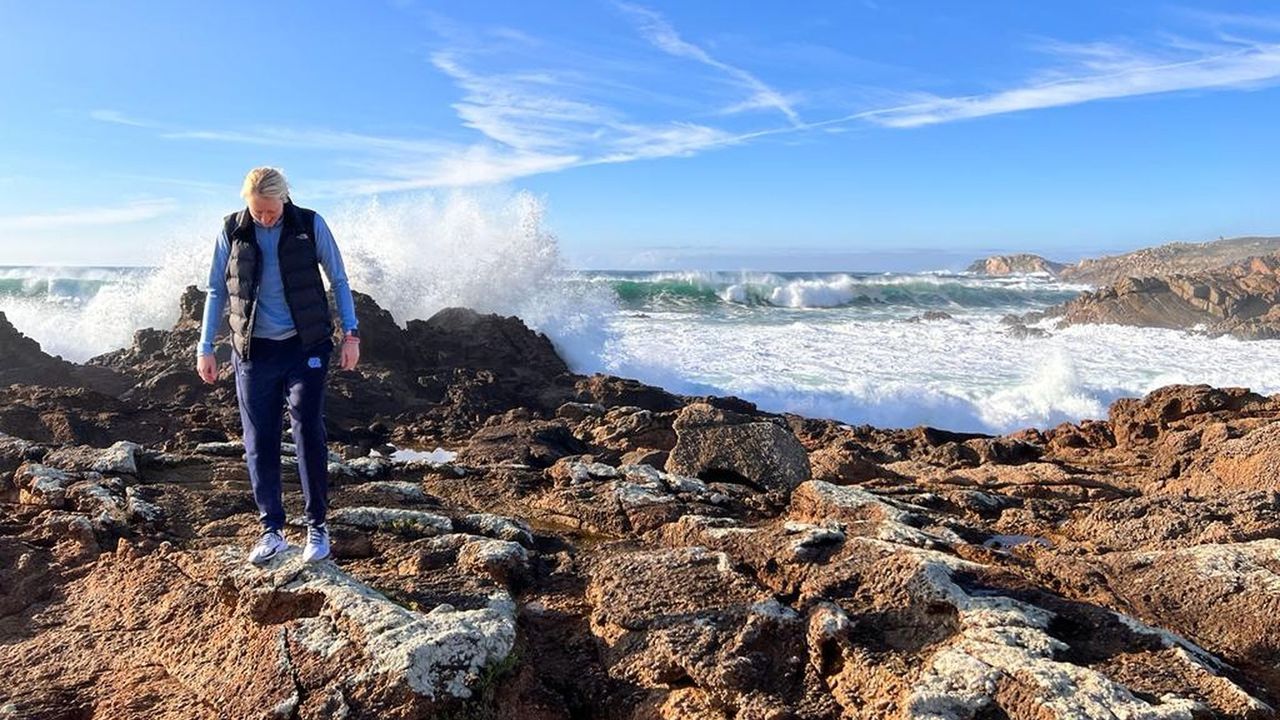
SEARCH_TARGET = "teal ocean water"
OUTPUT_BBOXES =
[3,194,1276,434]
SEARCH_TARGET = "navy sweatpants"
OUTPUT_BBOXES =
[231,334,334,532]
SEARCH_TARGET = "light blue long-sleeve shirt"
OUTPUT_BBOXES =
[198,211,358,358]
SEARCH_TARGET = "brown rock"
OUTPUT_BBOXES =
[585,546,807,714]
[1048,253,1280,339]
[458,416,588,469]
[572,374,683,412]
[665,403,811,493]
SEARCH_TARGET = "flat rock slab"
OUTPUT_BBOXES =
[0,543,518,719]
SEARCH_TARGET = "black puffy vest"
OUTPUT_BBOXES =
[223,202,333,360]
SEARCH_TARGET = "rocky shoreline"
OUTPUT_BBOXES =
[972,235,1280,340]
[3,288,1280,718]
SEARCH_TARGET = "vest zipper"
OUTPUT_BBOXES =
[243,234,264,361]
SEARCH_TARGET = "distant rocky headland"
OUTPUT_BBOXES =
[972,235,1280,339]
[964,253,1067,277]
[3,273,1280,717]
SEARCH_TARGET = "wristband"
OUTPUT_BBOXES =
[343,335,360,344]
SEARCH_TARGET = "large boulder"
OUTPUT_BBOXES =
[665,403,811,493]
[405,306,568,381]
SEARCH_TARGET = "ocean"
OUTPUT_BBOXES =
[4,192,1279,435]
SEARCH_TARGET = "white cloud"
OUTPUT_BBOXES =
[0,198,176,231]
[83,10,1280,196]
[320,148,582,195]
[430,51,615,152]
[84,6,806,194]
[162,127,450,155]
[416,42,777,186]
[590,122,738,164]
[861,36,1280,128]
[615,2,803,126]
[89,109,153,127]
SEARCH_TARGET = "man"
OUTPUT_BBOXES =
[195,167,360,565]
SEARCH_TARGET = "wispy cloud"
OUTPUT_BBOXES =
[86,8,1280,195]
[320,147,582,195]
[428,48,746,166]
[107,173,229,193]
[615,2,803,126]
[429,51,615,153]
[0,198,176,231]
[162,127,450,155]
[84,5,815,193]
[861,35,1280,128]
[89,109,152,127]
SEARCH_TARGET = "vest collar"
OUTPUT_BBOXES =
[233,201,301,237]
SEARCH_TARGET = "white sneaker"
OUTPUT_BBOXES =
[248,529,288,565]
[302,523,331,563]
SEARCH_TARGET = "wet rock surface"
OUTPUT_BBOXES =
[3,291,1280,718]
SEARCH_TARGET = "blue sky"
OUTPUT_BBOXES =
[1,1,1278,269]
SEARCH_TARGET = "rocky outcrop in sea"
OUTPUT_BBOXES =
[1046,254,1280,339]
[968,235,1280,285]
[973,235,1280,339]
[3,288,1280,718]
[964,253,1066,277]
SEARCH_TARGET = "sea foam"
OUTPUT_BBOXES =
[2,190,1277,435]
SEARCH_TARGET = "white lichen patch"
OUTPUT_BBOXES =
[563,460,619,484]
[94,441,141,475]
[457,537,529,581]
[613,480,676,507]
[225,547,517,700]
[124,486,165,522]
[668,514,756,540]
[1181,540,1280,594]
[17,464,73,507]
[362,481,429,502]
[749,598,800,622]
[619,463,664,483]
[290,614,349,659]
[346,456,391,479]
[797,481,962,549]
[329,507,452,535]
[458,513,535,547]
[808,601,854,643]
[68,479,127,523]
[194,441,245,457]
[902,546,1233,720]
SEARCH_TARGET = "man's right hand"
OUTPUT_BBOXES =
[197,354,218,384]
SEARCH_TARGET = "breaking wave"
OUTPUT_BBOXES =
[4,190,1277,434]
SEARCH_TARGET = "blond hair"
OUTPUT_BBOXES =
[240,166,291,201]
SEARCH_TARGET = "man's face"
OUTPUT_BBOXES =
[247,194,284,227]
